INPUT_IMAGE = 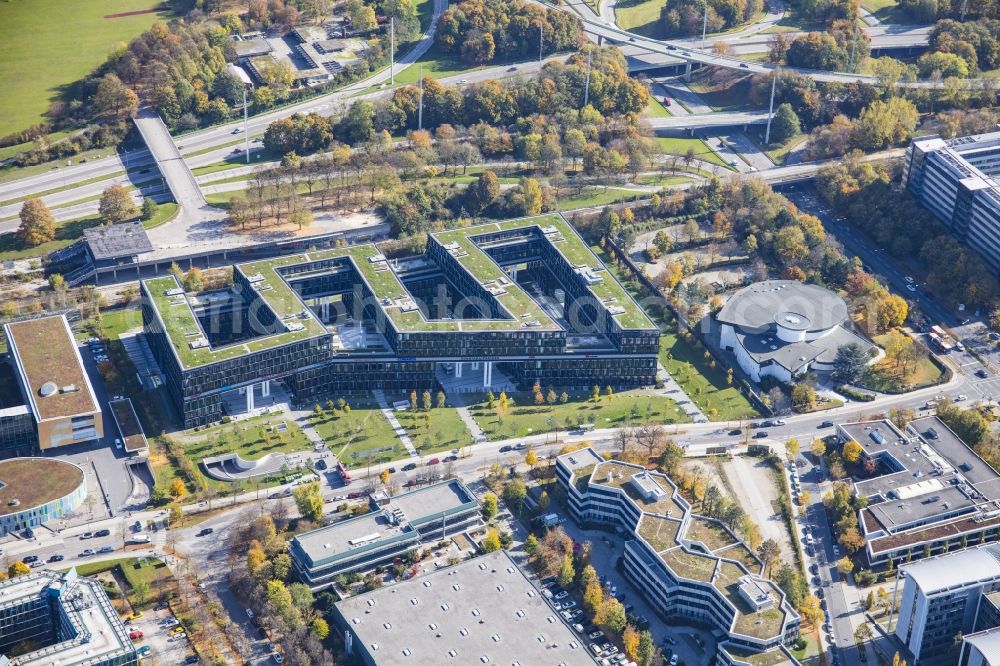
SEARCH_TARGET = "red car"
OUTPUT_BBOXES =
[130,630,144,640]
[427,457,441,466]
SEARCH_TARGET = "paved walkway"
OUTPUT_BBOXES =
[456,404,485,443]
[657,363,708,422]
[374,389,419,457]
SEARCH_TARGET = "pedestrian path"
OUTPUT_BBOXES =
[657,363,708,422]
[455,404,485,443]
[374,389,419,457]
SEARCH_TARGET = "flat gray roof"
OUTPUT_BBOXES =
[558,448,605,473]
[293,480,478,564]
[910,416,1000,496]
[844,418,1000,537]
[716,280,848,331]
[83,221,152,260]
[334,550,596,665]
[735,324,874,372]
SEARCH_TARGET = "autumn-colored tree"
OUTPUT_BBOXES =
[811,438,827,457]
[584,579,604,615]
[482,492,499,519]
[169,478,187,498]
[836,555,855,575]
[8,561,31,578]
[380,468,391,486]
[98,184,138,225]
[17,199,55,247]
[482,528,501,553]
[843,439,863,463]
[623,626,640,661]
[595,598,627,632]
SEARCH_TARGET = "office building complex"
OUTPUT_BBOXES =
[2,315,103,450]
[961,627,1000,666]
[0,569,137,666]
[717,280,875,384]
[332,550,596,665]
[903,132,1000,271]
[556,449,800,665]
[0,458,87,536]
[290,479,482,590]
[141,214,660,428]
[891,544,1000,663]
[837,417,1000,567]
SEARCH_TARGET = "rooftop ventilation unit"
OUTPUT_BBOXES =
[246,273,265,284]
[60,384,79,393]
[286,323,305,332]
[607,306,625,315]
[189,338,209,349]
[164,287,184,296]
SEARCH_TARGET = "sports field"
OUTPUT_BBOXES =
[0,0,174,138]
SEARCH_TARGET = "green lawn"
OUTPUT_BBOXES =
[635,174,697,187]
[557,187,644,211]
[469,389,691,441]
[646,96,673,118]
[863,332,944,393]
[861,0,906,21]
[0,0,175,137]
[0,202,177,262]
[179,415,312,463]
[310,395,405,467]
[73,557,175,610]
[396,406,475,455]
[655,137,733,170]
[615,0,667,38]
[659,333,758,420]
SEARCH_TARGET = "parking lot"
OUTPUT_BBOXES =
[127,604,198,665]
[544,513,715,666]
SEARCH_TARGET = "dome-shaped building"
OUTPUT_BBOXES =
[717,280,875,383]
[0,458,86,536]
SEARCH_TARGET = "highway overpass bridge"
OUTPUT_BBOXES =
[133,108,209,213]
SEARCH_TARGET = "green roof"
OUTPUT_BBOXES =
[145,215,656,369]
[434,215,656,331]
[144,273,328,370]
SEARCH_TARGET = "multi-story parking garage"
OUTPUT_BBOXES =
[555,449,800,665]
[141,214,661,428]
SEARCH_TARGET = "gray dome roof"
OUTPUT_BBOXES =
[716,280,848,332]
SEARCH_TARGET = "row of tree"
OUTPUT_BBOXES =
[17,185,151,248]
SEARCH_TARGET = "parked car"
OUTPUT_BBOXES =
[130,630,144,640]
[246,608,254,619]
[95,529,110,537]
[80,549,96,557]
[22,555,38,564]
[819,420,834,428]
[753,431,768,439]
[499,445,513,453]
[98,546,115,554]
[555,590,569,600]
[48,554,64,563]
[80,532,94,540]
[402,462,417,471]
[136,646,151,657]
[426,457,441,465]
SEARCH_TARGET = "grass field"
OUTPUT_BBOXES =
[469,389,691,440]
[654,136,734,170]
[74,557,175,610]
[646,96,673,118]
[557,187,643,210]
[396,406,474,455]
[864,332,944,393]
[0,0,175,138]
[615,0,666,38]
[310,395,404,466]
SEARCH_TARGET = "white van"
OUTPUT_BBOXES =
[129,534,151,544]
